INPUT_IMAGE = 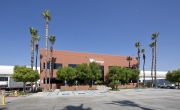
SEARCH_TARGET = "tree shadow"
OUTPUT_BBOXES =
[61,104,92,110]
[0,107,8,110]
[106,100,154,110]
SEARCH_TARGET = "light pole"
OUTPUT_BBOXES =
[9,77,11,91]
[76,80,78,90]
[92,80,94,88]
[64,80,66,91]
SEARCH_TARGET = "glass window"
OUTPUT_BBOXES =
[0,77,8,81]
[54,63,62,69]
[108,66,113,69]
[68,64,77,68]
[108,66,121,69]
[100,66,104,81]
[43,63,50,69]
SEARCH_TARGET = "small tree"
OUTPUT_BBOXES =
[56,66,76,85]
[166,69,180,89]
[76,63,91,85]
[12,65,39,92]
[107,66,121,90]
[89,62,102,84]
[130,69,140,86]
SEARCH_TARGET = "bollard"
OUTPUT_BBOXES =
[1,95,5,105]
[1,90,6,106]
[14,91,18,96]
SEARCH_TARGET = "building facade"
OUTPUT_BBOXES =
[40,49,138,89]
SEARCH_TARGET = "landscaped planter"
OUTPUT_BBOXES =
[118,83,137,89]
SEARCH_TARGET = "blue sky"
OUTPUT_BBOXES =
[0,0,180,71]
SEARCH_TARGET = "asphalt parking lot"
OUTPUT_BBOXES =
[0,89,180,110]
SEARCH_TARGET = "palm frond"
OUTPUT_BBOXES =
[29,27,38,36]
[135,42,141,48]
[42,10,51,21]
[151,32,159,40]
[141,49,146,53]
[49,35,56,44]
[34,35,40,43]
[149,42,156,48]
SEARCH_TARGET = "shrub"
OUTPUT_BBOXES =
[18,91,29,95]
[5,93,10,96]
[36,87,43,92]
[146,82,152,88]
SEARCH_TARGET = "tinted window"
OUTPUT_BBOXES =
[43,63,50,69]
[108,66,121,70]
[54,63,62,69]
[43,63,62,69]
[0,77,8,81]
[68,64,77,68]
[100,66,104,81]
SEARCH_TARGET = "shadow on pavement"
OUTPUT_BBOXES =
[0,107,8,110]
[106,100,154,110]
[62,104,91,110]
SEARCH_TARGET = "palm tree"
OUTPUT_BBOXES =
[141,49,146,87]
[135,42,141,87]
[48,35,56,90]
[151,32,159,88]
[34,35,40,90]
[29,27,38,69]
[29,27,38,91]
[34,36,40,70]
[126,56,132,68]
[42,10,51,91]
[149,42,155,87]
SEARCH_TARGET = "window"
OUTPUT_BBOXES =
[108,66,113,69]
[44,77,63,84]
[43,63,62,69]
[68,64,77,68]
[54,63,62,69]
[108,66,121,70]
[43,63,50,69]
[0,77,8,81]
[100,66,104,81]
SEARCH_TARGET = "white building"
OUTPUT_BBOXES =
[0,65,40,88]
[139,71,170,84]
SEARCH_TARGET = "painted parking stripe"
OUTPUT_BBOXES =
[56,92,60,96]
[62,93,70,95]
[47,92,52,96]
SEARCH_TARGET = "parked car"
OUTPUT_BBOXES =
[157,83,175,89]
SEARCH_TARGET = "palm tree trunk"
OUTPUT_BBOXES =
[151,48,154,87]
[23,82,26,92]
[44,20,49,91]
[31,36,34,91]
[35,45,38,90]
[49,45,52,90]
[31,36,34,69]
[137,47,140,87]
[154,39,157,88]
[143,58,145,87]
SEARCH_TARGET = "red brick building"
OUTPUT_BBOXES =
[40,49,138,90]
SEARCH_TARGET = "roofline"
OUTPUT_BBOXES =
[40,48,137,58]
